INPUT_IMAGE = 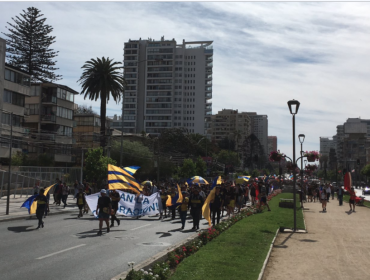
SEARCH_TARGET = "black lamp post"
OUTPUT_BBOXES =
[287,99,300,231]
[298,134,305,207]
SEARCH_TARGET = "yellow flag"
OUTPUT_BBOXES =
[176,184,183,204]
[30,184,55,215]
[202,187,216,226]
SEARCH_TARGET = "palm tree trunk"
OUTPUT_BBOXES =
[100,91,107,149]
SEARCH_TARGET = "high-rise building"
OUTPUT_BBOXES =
[123,37,213,136]
[268,136,277,154]
[0,37,31,161]
[246,113,268,158]
[209,109,251,150]
[319,137,336,159]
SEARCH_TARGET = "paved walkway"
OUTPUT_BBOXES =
[0,194,78,222]
[263,198,370,280]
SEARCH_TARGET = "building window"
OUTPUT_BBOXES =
[1,113,23,127]
[4,68,30,87]
[57,107,73,120]
[3,90,25,107]
[27,104,39,115]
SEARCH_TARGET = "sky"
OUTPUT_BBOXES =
[1,1,370,161]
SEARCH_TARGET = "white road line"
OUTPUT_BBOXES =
[36,244,86,260]
[131,224,151,231]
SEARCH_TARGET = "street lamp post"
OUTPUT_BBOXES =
[298,134,305,207]
[287,99,300,232]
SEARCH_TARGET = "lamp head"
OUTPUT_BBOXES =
[287,99,300,115]
[298,134,305,144]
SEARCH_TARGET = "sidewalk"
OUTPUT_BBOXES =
[263,198,370,280]
[0,194,79,222]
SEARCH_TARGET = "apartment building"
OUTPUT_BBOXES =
[123,37,213,135]
[268,136,278,154]
[246,113,268,158]
[210,109,251,151]
[73,113,112,149]
[24,83,78,164]
[319,137,336,159]
[0,37,31,161]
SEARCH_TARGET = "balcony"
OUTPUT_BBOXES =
[205,93,212,100]
[205,86,212,92]
[42,95,57,104]
[41,115,56,123]
[206,62,213,67]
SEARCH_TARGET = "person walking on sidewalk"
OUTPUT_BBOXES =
[110,189,121,227]
[96,189,111,236]
[321,189,327,212]
[258,182,271,212]
[331,184,335,200]
[34,189,47,229]
[349,187,356,212]
[326,184,331,202]
[337,186,344,206]
[76,188,86,218]
[61,183,69,208]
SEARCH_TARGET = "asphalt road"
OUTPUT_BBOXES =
[0,211,210,280]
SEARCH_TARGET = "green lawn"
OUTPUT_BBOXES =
[170,193,304,280]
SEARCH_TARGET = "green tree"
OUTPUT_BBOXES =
[78,57,125,148]
[361,164,370,177]
[217,150,240,167]
[179,158,197,179]
[251,169,260,178]
[2,7,61,82]
[84,147,116,187]
[11,151,27,166]
[110,140,154,179]
[195,156,207,177]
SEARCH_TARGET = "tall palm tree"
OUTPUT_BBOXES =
[77,57,125,148]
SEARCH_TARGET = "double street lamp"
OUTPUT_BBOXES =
[287,99,300,232]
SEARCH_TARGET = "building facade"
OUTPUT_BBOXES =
[24,83,78,164]
[267,136,277,154]
[123,37,213,135]
[209,109,251,151]
[246,113,268,158]
[0,37,32,161]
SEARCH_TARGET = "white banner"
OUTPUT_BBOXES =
[85,190,162,217]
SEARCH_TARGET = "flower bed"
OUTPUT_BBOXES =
[122,189,282,280]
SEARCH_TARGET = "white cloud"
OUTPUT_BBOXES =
[1,2,370,160]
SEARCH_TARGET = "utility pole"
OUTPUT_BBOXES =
[6,113,13,215]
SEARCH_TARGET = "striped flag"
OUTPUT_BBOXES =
[21,184,55,214]
[108,164,143,194]
[123,166,140,176]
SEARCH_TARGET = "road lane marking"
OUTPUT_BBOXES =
[36,244,86,260]
[131,224,151,231]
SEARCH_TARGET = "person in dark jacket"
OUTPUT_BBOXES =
[211,186,224,226]
[188,187,204,230]
[34,189,47,229]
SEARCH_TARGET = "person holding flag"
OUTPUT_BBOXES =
[211,186,224,226]
[34,189,48,229]
[188,187,204,230]
[179,191,189,230]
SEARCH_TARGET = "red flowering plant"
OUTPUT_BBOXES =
[305,164,317,171]
[286,161,297,171]
[304,151,320,162]
[269,150,285,162]
[198,227,220,245]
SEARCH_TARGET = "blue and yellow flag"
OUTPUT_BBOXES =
[166,184,183,209]
[202,187,217,226]
[123,166,140,176]
[108,164,142,194]
[210,176,222,190]
[21,184,55,214]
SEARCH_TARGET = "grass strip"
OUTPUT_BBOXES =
[170,193,304,280]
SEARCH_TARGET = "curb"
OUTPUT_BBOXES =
[112,232,199,280]
[0,208,79,223]
[257,228,279,280]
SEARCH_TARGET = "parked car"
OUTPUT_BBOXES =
[363,186,370,195]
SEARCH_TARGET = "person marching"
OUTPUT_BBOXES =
[83,183,92,214]
[96,189,112,236]
[159,186,168,219]
[258,182,271,211]
[110,189,121,227]
[211,186,224,226]
[188,187,204,230]
[179,191,189,230]
[34,188,47,229]
[76,188,86,218]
